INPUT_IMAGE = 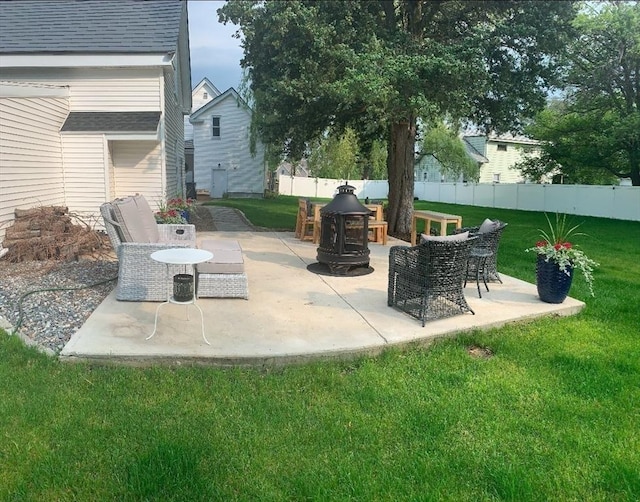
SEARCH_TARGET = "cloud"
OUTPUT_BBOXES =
[188,1,244,91]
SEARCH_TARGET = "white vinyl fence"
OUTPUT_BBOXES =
[278,174,640,222]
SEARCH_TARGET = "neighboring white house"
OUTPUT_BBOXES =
[415,134,542,184]
[185,78,220,143]
[277,159,310,178]
[0,0,192,245]
[415,136,489,183]
[185,78,219,191]
[474,134,541,183]
[189,86,266,198]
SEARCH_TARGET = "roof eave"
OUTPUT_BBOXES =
[0,53,173,68]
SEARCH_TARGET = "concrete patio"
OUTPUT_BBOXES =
[60,231,585,366]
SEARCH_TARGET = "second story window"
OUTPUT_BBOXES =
[497,144,508,152]
[203,92,208,99]
[212,116,221,138]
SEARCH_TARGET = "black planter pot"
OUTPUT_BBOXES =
[536,255,573,303]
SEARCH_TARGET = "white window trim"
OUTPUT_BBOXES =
[212,116,221,138]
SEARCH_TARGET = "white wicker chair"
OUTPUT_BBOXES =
[100,197,196,301]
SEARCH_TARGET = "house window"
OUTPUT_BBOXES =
[203,92,208,99]
[493,173,501,183]
[497,144,508,152]
[212,116,221,137]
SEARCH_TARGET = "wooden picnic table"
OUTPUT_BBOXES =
[411,210,463,245]
[311,202,388,245]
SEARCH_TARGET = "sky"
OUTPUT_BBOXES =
[188,1,244,92]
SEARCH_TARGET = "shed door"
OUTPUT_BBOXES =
[211,168,228,198]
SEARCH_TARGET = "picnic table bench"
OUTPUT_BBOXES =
[411,210,463,245]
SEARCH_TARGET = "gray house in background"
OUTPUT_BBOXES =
[415,136,489,183]
[0,0,191,247]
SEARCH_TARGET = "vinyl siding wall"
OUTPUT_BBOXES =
[0,95,68,244]
[163,67,185,200]
[479,140,538,184]
[192,94,265,197]
[0,68,162,110]
[60,134,108,219]
[111,140,163,206]
[0,64,191,236]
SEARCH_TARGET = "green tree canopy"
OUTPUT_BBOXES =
[306,127,388,180]
[220,0,577,235]
[307,128,359,180]
[517,1,640,185]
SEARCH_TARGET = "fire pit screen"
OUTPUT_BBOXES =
[308,184,374,276]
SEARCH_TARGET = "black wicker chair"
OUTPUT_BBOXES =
[456,220,508,283]
[387,237,477,326]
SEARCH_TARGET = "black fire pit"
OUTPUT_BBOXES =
[307,184,373,276]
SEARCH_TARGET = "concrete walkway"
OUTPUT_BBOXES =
[60,212,585,366]
[203,205,255,231]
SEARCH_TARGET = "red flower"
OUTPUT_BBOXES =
[554,243,563,251]
[536,240,548,247]
[563,242,572,249]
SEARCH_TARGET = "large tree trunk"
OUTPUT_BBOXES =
[386,118,416,239]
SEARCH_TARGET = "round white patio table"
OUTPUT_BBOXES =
[148,248,213,345]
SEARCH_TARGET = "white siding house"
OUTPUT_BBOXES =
[190,87,266,198]
[0,83,70,238]
[185,78,220,142]
[415,134,541,185]
[0,0,192,246]
[471,135,541,184]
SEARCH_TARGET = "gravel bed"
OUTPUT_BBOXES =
[0,205,224,355]
[0,259,118,355]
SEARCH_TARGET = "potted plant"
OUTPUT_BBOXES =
[526,213,599,303]
[154,207,187,224]
[167,197,196,223]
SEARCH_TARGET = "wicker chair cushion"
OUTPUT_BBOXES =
[198,239,245,274]
[110,194,160,243]
[200,239,241,251]
[131,194,160,242]
[479,218,500,234]
[111,197,150,243]
[420,231,469,243]
[197,250,244,274]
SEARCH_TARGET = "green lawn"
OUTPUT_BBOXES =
[2,197,639,501]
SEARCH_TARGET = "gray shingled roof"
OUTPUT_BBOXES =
[61,112,161,133]
[0,0,183,54]
[462,138,489,164]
